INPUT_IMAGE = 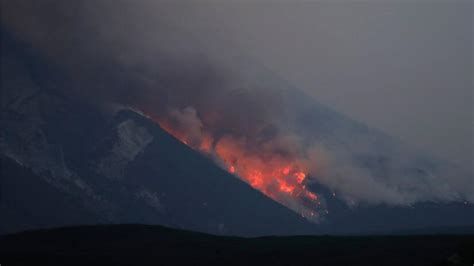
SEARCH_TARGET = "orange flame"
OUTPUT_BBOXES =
[141,109,322,221]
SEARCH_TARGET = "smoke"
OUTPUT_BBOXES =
[152,106,323,220]
[2,0,473,212]
[157,105,474,209]
[303,139,474,206]
[168,107,205,147]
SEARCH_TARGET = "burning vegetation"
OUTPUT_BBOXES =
[140,106,324,221]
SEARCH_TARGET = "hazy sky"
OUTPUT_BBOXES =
[152,1,473,169]
[3,0,472,170]
[2,0,473,206]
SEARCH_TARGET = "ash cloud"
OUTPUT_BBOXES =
[2,0,472,207]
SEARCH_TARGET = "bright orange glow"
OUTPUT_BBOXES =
[278,180,295,194]
[140,109,323,221]
[295,172,306,184]
[212,136,314,203]
[248,171,264,188]
[198,134,213,153]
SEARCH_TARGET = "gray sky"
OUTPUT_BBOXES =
[153,1,473,169]
[3,0,472,169]
[2,0,472,205]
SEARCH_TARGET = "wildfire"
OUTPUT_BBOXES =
[140,107,323,221]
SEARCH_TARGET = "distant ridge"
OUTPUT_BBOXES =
[392,225,474,235]
[1,224,473,266]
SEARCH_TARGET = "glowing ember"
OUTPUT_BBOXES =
[305,191,318,201]
[139,108,323,221]
[295,172,306,184]
[278,180,295,194]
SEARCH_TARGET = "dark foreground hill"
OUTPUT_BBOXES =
[1,225,473,266]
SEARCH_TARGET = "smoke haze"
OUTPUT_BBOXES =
[2,0,472,210]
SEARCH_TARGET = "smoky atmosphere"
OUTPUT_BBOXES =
[1,1,473,265]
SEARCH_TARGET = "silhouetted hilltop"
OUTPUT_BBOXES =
[1,224,473,266]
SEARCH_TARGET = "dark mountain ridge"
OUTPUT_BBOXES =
[1,224,473,266]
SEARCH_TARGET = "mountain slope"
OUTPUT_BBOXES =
[0,93,317,236]
[92,109,319,235]
[1,27,473,236]
[0,30,317,236]
[0,156,104,233]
